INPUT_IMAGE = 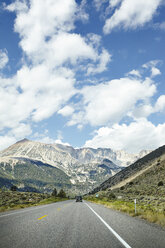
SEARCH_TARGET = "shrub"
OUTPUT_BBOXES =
[108,192,116,200]
[10,185,18,191]
[120,186,125,190]
[158,181,164,186]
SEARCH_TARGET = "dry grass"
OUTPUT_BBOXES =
[85,196,165,228]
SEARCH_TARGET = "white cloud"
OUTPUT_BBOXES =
[58,106,74,117]
[6,0,107,72]
[155,95,165,112]
[93,0,108,11]
[54,139,70,146]
[9,123,32,138]
[0,0,112,138]
[76,0,89,22]
[0,65,76,130]
[0,123,32,151]
[69,77,156,126]
[84,119,165,153]
[109,0,122,8]
[143,60,161,78]
[151,67,161,77]
[127,69,141,78]
[154,21,165,30]
[103,0,163,34]
[6,0,77,55]
[44,33,97,68]
[36,136,70,146]
[132,94,165,118]
[0,135,17,151]
[5,0,28,12]
[0,49,8,69]
[87,49,111,74]
[17,65,76,122]
[132,104,153,119]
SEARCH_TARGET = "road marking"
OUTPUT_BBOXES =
[38,215,47,220]
[57,208,61,211]
[0,205,50,218]
[0,202,65,218]
[85,203,132,248]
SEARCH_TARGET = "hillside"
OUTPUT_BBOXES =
[90,145,165,194]
[86,145,165,227]
[0,158,72,193]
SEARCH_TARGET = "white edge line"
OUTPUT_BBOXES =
[0,202,63,218]
[85,202,132,248]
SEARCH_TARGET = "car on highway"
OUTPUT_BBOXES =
[75,196,82,202]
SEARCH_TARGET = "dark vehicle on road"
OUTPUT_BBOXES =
[76,196,82,202]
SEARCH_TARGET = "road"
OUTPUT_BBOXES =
[0,200,165,248]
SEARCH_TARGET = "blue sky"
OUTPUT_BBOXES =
[0,0,165,153]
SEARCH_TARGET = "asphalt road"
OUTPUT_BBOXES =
[0,200,165,248]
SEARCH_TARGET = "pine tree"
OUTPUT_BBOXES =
[52,188,57,197]
[58,189,66,198]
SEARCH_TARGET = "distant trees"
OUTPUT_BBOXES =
[52,188,57,197]
[51,188,67,198]
[57,189,66,198]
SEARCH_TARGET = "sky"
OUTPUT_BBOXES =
[0,0,165,153]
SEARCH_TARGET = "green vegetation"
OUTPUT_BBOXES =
[0,188,68,212]
[0,161,72,193]
[58,189,66,198]
[85,195,165,227]
[52,187,57,197]
[85,158,165,228]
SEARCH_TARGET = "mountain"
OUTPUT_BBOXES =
[0,139,151,194]
[0,158,72,193]
[90,144,165,194]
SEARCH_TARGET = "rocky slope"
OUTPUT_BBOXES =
[90,144,165,194]
[0,139,150,193]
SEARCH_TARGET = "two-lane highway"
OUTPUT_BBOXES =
[0,200,165,248]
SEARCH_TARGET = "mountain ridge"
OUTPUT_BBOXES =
[0,139,151,193]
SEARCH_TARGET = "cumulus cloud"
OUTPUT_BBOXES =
[0,49,8,69]
[0,0,111,147]
[155,95,165,112]
[68,77,156,126]
[84,119,165,153]
[6,0,109,71]
[87,49,111,74]
[102,0,163,34]
[132,95,165,119]
[4,0,28,12]
[0,65,76,130]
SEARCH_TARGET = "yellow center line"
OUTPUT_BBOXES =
[38,215,48,220]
